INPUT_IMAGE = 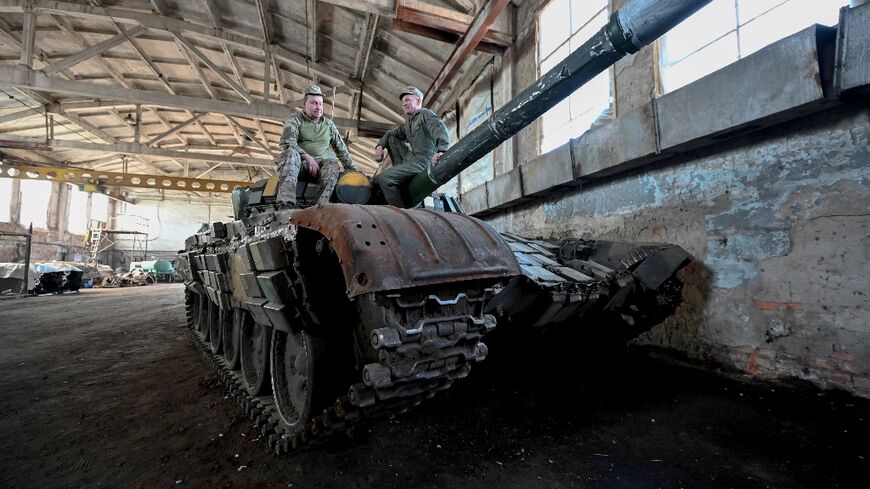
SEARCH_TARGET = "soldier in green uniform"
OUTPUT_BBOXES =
[374,86,451,208]
[276,85,356,206]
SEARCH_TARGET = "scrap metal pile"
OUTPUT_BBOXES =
[98,268,155,288]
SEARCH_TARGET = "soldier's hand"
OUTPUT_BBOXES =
[374,145,384,162]
[431,152,444,166]
[303,154,319,176]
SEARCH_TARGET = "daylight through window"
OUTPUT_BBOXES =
[538,0,610,154]
[660,0,848,93]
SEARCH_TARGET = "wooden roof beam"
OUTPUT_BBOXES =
[0,135,273,167]
[424,0,509,107]
[0,65,394,133]
[42,25,146,76]
[3,1,354,89]
[172,31,254,103]
[306,0,317,63]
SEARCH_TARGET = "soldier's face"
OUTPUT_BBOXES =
[304,95,324,120]
[401,95,422,115]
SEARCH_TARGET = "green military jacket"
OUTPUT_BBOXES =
[279,112,354,169]
[378,108,450,163]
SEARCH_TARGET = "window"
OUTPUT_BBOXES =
[67,185,89,235]
[18,179,51,229]
[91,193,109,224]
[538,0,610,153]
[0,178,11,222]
[660,0,848,93]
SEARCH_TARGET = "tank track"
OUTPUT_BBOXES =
[492,232,687,334]
[184,283,494,455]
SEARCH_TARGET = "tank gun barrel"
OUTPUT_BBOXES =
[408,0,714,206]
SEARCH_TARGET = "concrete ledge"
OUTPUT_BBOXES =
[520,142,575,196]
[485,169,526,210]
[460,184,489,215]
[574,102,659,179]
[460,23,849,216]
[657,25,833,151]
[837,3,870,95]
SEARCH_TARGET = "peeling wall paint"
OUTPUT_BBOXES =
[484,106,870,397]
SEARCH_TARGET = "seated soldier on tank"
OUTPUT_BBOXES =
[374,86,451,208]
[276,85,356,206]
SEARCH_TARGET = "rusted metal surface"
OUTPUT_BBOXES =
[290,204,521,297]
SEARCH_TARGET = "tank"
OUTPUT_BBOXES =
[176,0,710,455]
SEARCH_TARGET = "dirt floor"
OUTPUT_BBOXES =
[0,284,867,489]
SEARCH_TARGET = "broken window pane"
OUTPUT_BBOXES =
[539,0,610,154]
[0,178,11,223]
[18,179,51,230]
[661,0,848,93]
[91,193,109,224]
[67,186,89,235]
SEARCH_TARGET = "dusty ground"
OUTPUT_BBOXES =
[0,284,867,489]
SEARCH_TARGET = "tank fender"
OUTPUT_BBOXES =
[290,204,521,297]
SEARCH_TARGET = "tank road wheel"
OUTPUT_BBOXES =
[185,290,200,329]
[270,328,333,433]
[240,312,272,396]
[195,295,209,339]
[209,303,224,354]
[222,308,242,369]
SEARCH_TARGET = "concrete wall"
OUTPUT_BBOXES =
[113,197,233,263]
[468,2,870,397]
[484,106,870,396]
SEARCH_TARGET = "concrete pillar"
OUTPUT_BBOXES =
[10,179,21,225]
[512,0,545,166]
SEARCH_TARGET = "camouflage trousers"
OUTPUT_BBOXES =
[275,148,341,204]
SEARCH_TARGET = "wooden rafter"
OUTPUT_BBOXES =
[424,0,510,107]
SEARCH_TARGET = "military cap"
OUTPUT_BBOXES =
[399,86,424,101]
[303,85,324,97]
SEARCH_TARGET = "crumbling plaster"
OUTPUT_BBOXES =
[484,106,870,396]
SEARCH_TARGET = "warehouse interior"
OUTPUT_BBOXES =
[1,0,868,487]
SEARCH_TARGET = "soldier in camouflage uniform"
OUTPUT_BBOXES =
[374,86,451,208]
[276,85,356,205]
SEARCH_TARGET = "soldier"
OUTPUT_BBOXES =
[276,85,356,206]
[374,86,451,208]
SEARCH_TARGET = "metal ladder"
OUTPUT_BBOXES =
[87,219,105,265]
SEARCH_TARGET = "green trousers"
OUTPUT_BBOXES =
[374,134,428,208]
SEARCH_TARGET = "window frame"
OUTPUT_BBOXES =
[658,0,847,94]
[536,0,612,155]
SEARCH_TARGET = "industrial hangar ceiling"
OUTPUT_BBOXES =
[0,0,512,200]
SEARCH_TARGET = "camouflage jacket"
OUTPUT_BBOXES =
[279,112,354,170]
